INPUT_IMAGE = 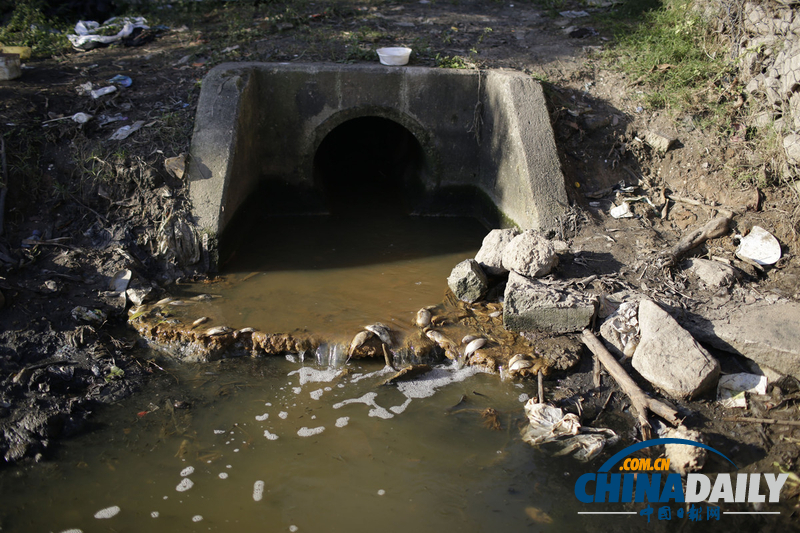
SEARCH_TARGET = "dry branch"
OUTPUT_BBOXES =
[723,416,800,427]
[581,329,681,439]
[659,214,731,268]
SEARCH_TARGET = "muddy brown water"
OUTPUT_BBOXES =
[174,214,493,342]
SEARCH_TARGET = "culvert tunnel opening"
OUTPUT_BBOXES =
[313,116,426,215]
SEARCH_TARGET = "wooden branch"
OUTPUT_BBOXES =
[581,329,681,437]
[592,352,602,388]
[537,369,544,404]
[723,416,800,427]
[659,214,731,268]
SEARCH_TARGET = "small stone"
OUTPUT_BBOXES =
[447,259,488,303]
[664,427,707,475]
[644,130,677,153]
[632,300,719,399]
[165,154,187,180]
[685,258,739,289]
[501,230,558,278]
[583,114,611,130]
[503,272,598,333]
[475,228,520,275]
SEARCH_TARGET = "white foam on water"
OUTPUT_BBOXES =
[395,366,488,399]
[234,448,240,452]
[377,489,386,496]
[350,366,393,384]
[309,389,324,400]
[390,398,412,414]
[180,466,194,477]
[59,529,83,533]
[297,426,325,437]
[264,430,279,440]
[324,387,331,391]
[176,478,194,492]
[279,411,288,419]
[265,402,272,407]
[292,387,302,395]
[219,472,229,479]
[289,526,299,532]
[151,512,159,518]
[515,383,524,388]
[192,515,203,522]
[333,392,394,419]
[94,506,121,519]
[285,354,297,363]
[337,384,345,388]
[213,429,225,434]
[163,496,168,500]
[518,393,530,403]
[226,465,232,469]
[311,415,317,420]
[335,417,349,428]
[288,367,341,386]
[255,413,269,421]
[253,480,265,501]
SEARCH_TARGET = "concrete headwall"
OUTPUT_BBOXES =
[188,63,568,258]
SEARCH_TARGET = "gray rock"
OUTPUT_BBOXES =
[501,230,558,278]
[447,259,488,303]
[503,272,598,333]
[681,301,800,380]
[664,427,707,475]
[474,228,520,276]
[632,300,720,399]
[644,130,676,153]
[685,258,739,289]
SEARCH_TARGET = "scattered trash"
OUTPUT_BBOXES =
[559,10,590,18]
[42,112,94,125]
[520,400,618,462]
[71,306,107,325]
[68,17,150,51]
[221,45,240,54]
[735,226,781,266]
[609,202,633,218]
[91,86,117,99]
[600,300,639,358]
[108,74,133,87]
[75,81,94,95]
[0,53,21,81]
[377,47,412,66]
[156,212,201,265]
[97,114,126,126]
[109,269,132,293]
[110,120,146,141]
[717,373,768,409]
[164,154,187,180]
[0,45,31,59]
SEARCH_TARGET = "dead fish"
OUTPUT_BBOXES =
[462,334,480,345]
[191,317,210,328]
[233,327,256,340]
[415,308,432,328]
[464,338,487,358]
[190,294,217,301]
[205,326,233,336]
[168,300,192,306]
[154,297,173,307]
[364,323,393,346]
[425,329,458,360]
[128,305,146,317]
[489,310,502,318]
[509,353,534,372]
[348,330,374,357]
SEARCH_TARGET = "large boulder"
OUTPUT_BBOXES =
[474,228,520,276]
[632,300,720,400]
[447,259,488,303]
[501,230,558,278]
[680,301,800,380]
[503,272,598,333]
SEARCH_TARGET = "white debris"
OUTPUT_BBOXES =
[736,226,782,266]
[176,478,194,492]
[253,480,265,501]
[94,506,121,519]
[610,202,634,218]
[255,413,269,421]
[335,417,350,428]
[717,373,768,408]
[180,466,194,477]
[264,430,279,440]
[297,426,326,437]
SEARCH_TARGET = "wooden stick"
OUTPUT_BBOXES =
[723,416,800,427]
[659,215,731,268]
[537,369,544,404]
[581,330,681,438]
[592,352,602,388]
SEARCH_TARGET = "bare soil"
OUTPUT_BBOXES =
[0,1,799,512]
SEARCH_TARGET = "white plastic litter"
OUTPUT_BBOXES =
[609,202,634,218]
[717,373,768,409]
[377,47,412,66]
[109,120,145,141]
[68,17,149,51]
[520,400,618,462]
[735,226,782,266]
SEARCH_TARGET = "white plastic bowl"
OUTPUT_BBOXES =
[377,47,412,66]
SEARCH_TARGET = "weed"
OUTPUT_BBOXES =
[435,54,468,69]
[0,0,71,58]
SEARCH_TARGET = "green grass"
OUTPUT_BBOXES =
[0,0,72,57]
[602,0,733,114]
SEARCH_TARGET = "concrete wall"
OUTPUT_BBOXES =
[188,63,568,260]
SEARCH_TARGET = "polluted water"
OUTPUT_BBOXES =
[0,354,604,532]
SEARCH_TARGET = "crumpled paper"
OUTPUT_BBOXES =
[68,17,149,51]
